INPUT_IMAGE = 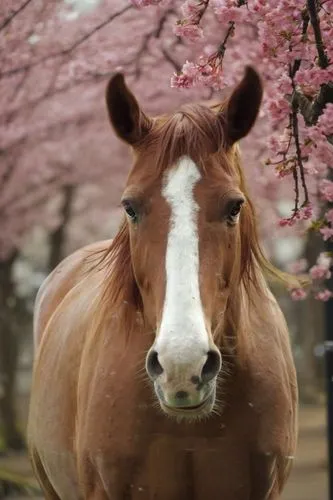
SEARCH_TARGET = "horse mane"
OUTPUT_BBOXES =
[88,102,300,360]
[87,220,144,339]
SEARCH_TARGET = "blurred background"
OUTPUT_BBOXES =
[0,0,329,498]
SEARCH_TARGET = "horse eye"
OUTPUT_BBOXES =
[227,199,244,222]
[122,201,138,222]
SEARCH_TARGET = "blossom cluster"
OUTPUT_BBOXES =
[133,0,333,300]
[131,0,162,6]
[289,252,333,302]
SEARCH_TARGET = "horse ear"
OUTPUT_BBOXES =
[222,66,263,146]
[106,73,152,145]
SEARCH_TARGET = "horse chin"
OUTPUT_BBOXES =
[158,391,216,422]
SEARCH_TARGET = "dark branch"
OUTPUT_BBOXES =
[291,91,313,126]
[292,152,300,214]
[289,11,310,79]
[291,95,309,205]
[0,0,34,32]
[307,0,329,68]
[291,2,332,128]
[311,82,333,123]
[217,21,235,58]
[161,48,182,72]
[0,162,16,196]
[197,0,210,23]
[134,9,177,78]
[292,82,333,126]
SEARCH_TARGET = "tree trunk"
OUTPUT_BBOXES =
[0,252,25,451]
[48,185,75,272]
[294,230,325,403]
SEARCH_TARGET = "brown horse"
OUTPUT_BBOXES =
[28,66,298,499]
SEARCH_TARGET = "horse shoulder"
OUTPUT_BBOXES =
[33,239,112,349]
[246,290,298,494]
[29,240,114,499]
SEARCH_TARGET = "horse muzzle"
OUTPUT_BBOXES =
[157,385,216,420]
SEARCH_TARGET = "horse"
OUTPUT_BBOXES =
[28,66,298,500]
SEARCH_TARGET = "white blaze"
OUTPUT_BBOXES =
[156,156,209,369]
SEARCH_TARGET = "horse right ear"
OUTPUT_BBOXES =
[221,66,263,146]
[106,73,152,145]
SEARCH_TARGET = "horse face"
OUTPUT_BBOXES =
[106,68,262,420]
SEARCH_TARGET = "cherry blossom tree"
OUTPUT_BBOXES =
[3,0,331,284]
[1,0,206,260]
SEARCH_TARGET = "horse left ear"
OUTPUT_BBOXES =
[106,73,152,145]
[222,66,263,146]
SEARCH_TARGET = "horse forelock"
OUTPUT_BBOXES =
[157,104,225,171]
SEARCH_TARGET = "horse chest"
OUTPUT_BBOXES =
[74,395,277,500]
[82,433,253,500]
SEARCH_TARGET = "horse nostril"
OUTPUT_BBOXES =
[146,349,164,380]
[175,390,188,400]
[201,349,222,383]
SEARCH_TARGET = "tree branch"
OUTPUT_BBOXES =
[217,21,235,58]
[161,48,182,72]
[1,111,94,168]
[291,91,314,125]
[291,101,309,205]
[0,0,34,32]
[0,5,133,78]
[311,82,333,123]
[134,9,177,78]
[292,2,332,130]
[307,0,329,68]
[48,185,75,271]
[292,82,333,126]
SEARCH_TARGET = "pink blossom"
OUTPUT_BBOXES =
[287,258,308,274]
[317,252,332,269]
[170,73,193,88]
[325,209,333,224]
[174,22,203,43]
[315,289,333,301]
[320,227,333,241]
[319,180,333,202]
[295,67,332,88]
[318,103,333,136]
[297,204,313,221]
[203,44,217,57]
[267,97,290,124]
[182,60,200,78]
[290,288,308,301]
[306,125,333,165]
[279,217,295,227]
[213,4,246,23]
[131,0,162,6]
[277,73,292,94]
[278,204,313,228]
[309,264,331,281]
[181,0,203,20]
